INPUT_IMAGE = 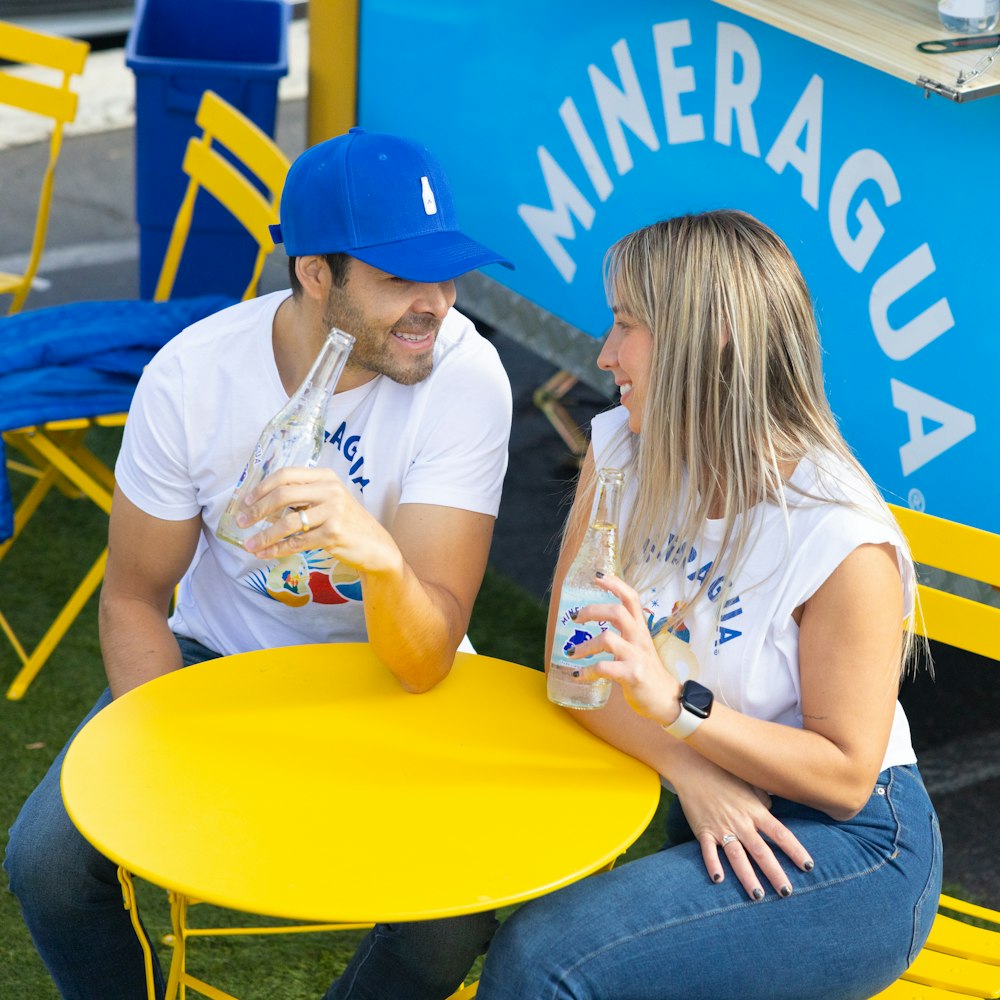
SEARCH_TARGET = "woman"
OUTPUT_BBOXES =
[477,211,941,1000]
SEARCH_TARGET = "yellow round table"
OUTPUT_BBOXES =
[62,644,659,928]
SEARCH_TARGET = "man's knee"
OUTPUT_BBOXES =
[5,790,118,917]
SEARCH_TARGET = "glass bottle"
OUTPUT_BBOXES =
[215,327,355,549]
[547,467,624,710]
[937,0,999,33]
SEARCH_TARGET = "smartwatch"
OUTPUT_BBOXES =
[662,679,714,739]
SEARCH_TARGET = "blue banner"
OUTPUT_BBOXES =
[359,0,998,530]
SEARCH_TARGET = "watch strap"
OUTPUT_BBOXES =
[662,702,705,740]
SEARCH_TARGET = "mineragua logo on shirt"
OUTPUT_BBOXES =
[325,420,370,493]
[641,534,744,651]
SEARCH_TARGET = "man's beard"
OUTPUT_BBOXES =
[323,295,436,386]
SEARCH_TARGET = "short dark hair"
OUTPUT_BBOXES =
[287,252,351,296]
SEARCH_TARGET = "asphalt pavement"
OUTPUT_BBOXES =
[1,31,998,910]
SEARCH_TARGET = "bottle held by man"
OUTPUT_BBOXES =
[216,327,355,548]
[548,467,624,710]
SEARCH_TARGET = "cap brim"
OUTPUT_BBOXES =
[349,230,514,282]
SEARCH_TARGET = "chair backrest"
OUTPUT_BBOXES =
[153,89,291,304]
[0,21,90,315]
[889,504,1000,661]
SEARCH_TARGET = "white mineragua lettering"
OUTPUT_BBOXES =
[714,22,760,155]
[764,73,823,209]
[829,149,901,273]
[588,38,660,174]
[870,244,954,360]
[517,147,595,282]
[653,20,705,144]
[559,97,613,200]
[890,380,976,475]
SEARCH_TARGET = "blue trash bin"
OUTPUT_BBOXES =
[125,0,289,300]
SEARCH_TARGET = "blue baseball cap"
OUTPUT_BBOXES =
[269,127,513,282]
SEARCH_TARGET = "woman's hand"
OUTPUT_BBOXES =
[566,572,684,724]
[569,573,815,899]
[671,754,815,900]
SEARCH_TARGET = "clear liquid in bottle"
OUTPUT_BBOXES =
[216,327,355,549]
[548,469,624,710]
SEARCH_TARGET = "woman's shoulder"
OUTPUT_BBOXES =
[591,405,632,464]
[785,448,902,547]
[789,448,877,507]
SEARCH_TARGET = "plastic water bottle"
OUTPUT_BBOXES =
[216,327,355,548]
[937,0,999,33]
[547,467,624,710]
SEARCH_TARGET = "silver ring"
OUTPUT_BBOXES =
[298,508,310,532]
[720,834,738,847]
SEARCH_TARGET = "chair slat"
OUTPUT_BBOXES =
[0,20,89,74]
[0,71,78,122]
[915,586,1000,660]
[925,913,1000,966]
[891,504,1000,589]
[902,945,1000,996]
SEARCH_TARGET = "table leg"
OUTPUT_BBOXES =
[116,867,157,1000]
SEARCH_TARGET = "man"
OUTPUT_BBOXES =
[5,127,513,999]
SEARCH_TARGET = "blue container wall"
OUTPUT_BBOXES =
[126,0,288,299]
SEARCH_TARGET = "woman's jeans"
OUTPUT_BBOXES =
[478,765,942,1000]
[4,636,496,1000]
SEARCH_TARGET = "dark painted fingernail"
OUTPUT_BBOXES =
[565,645,575,657]
[712,872,723,883]
[753,888,764,901]
[803,859,814,872]
[780,885,792,898]
[569,609,578,620]
[572,670,580,678]
[595,570,605,579]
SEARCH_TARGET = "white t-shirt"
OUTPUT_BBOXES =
[115,290,512,656]
[592,406,916,772]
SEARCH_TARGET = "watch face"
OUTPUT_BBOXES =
[682,680,714,719]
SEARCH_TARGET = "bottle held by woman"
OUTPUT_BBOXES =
[216,326,354,548]
[547,467,624,710]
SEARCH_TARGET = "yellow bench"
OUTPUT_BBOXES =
[867,507,1000,1000]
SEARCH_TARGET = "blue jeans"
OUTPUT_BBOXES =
[478,765,942,1000]
[5,636,496,1000]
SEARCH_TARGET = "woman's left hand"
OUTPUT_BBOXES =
[568,572,683,725]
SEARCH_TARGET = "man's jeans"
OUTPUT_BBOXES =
[478,764,942,1000]
[5,636,496,999]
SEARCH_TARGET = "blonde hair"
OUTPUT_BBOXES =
[595,210,918,668]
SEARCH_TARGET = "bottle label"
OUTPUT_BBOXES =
[550,585,618,667]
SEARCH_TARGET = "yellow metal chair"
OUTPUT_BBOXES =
[0,89,290,700]
[868,506,1000,1000]
[0,20,90,315]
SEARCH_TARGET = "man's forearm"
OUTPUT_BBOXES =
[359,553,466,693]
[99,593,184,699]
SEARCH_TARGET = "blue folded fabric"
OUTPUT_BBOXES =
[0,294,234,542]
